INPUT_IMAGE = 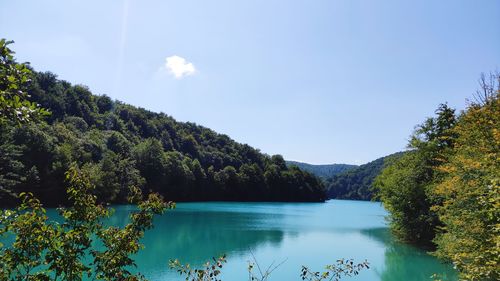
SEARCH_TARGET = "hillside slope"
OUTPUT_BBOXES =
[326,152,404,200]
[286,161,357,179]
[0,70,326,206]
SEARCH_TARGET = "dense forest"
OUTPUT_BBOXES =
[0,38,370,281]
[285,161,357,179]
[374,74,499,280]
[0,41,326,206]
[2,38,498,281]
[288,155,403,201]
[325,153,403,200]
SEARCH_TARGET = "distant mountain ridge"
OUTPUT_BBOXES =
[286,161,358,179]
[288,152,404,201]
[326,152,404,200]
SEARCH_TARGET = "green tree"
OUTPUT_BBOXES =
[0,165,172,281]
[214,166,239,197]
[106,131,132,156]
[0,127,26,202]
[133,138,167,192]
[163,151,195,199]
[83,152,145,202]
[432,84,499,280]
[0,39,48,124]
[238,163,266,199]
[0,40,326,206]
[374,104,456,245]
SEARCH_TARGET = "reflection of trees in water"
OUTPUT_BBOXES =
[361,228,457,281]
[109,207,285,273]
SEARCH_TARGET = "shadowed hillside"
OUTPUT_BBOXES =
[0,69,326,206]
[286,161,357,179]
[326,153,404,200]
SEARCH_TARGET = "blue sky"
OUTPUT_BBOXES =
[1,0,499,164]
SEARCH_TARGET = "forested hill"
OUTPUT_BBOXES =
[325,152,403,200]
[286,161,357,179]
[0,70,326,206]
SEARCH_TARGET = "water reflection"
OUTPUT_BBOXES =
[112,204,287,275]
[361,228,458,281]
[12,201,457,281]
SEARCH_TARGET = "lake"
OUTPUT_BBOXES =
[53,200,457,281]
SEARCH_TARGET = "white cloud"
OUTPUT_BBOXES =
[164,55,196,79]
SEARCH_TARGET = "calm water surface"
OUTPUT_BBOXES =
[52,200,457,281]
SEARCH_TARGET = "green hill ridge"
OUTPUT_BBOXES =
[287,153,403,201]
[286,161,357,179]
[0,70,326,206]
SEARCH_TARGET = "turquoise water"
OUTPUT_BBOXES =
[52,200,457,280]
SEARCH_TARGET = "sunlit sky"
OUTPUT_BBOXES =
[1,0,499,164]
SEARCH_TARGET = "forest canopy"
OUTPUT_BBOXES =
[0,42,326,206]
[325,153,403,201]
[374,73,500,280]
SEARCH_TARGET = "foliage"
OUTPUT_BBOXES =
[374,151,438,244]
[432,88,499,280]
[0,39,48,124]
[285,161,357,180]
[0,43,326,205]
[169,255,369,281]
[374,104,456,245]
[326,153,403,200]
[169,255,227,281]
[300,259,370,281]
[375,73,499,280]
[0,165,172,281]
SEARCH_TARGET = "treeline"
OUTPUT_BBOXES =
[374,74,499,280]
[0,44,326,206]
[286,161,357,180]
[326,153,403,200]
[286,157,403,201]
